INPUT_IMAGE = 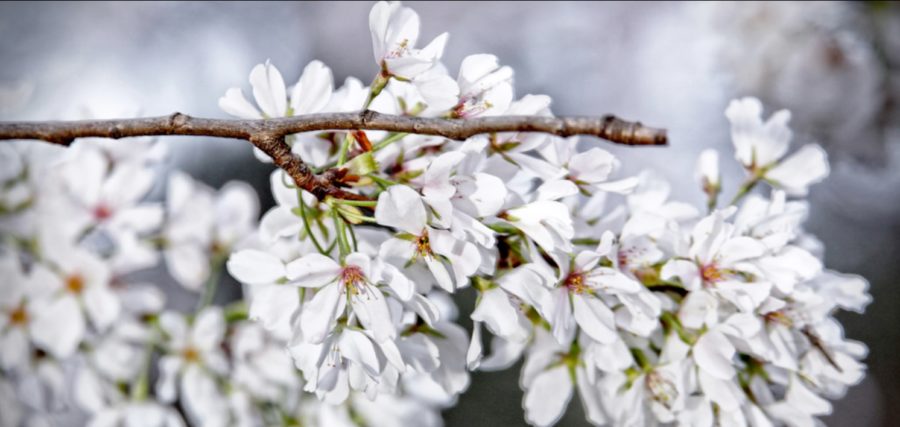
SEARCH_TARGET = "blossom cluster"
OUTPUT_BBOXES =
[0,2,871,427]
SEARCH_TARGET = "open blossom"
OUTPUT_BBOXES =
[376,184,481,292]
[156,308,230,426]
[0,2,873,427]
[162,171,258,291]
[369,1,448,80]
[287,252,406,344]
[726,97,830,196]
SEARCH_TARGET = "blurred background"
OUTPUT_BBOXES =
[1,1,898,425]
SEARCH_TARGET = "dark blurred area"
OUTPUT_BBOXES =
[1,2,898,425]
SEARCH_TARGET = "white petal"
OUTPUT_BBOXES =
[227,250,285,285]
[246,284,299,338]
[523,366,573,427]
[191,307,225,351]
[471,288,526,341]
[290,60,333,115]
[572,294,617,344]
[339,329,383,377]
[694,330,736,379]
[83,286,121,331]
[164,244,210,292]
[466,321,483,370]
[375,185,427,235]
[765,144,829,197]
[300,284,344,343]
[249,61,287,118]
[568,148,617,184]
[31,296,85,358]
[285,253,341,288]
[218,88,262,119]
[350,287,395,342]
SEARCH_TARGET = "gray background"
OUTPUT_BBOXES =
[1,2,897,425]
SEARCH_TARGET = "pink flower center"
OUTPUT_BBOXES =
[700,263,723,283]
[93,204,113,220]
[340,266,366,295]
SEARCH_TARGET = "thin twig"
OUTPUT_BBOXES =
[0,110,667,200]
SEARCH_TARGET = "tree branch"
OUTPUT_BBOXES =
[0,111,667,200]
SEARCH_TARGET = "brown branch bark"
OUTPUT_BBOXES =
[0,111,667,200]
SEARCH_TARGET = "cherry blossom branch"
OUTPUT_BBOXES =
[0,111,667,200]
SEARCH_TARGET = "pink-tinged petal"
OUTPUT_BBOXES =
[285,253,341,288]
[227,250,285,285]
[164,244,209,292]
[523,365,573,427]
[300,284,344,344]
[290,60,333,115]
[218,88,262,119]
[694,330,736,379]
[572,294,617,344]
[31,295,84,358]
[249,61,287,118]
[375,185,427,234]
[344,252,372,277]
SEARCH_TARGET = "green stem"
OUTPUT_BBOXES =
[130,339,154,401]
[197,257,224,310]
[371,132,408,151]
[367,173,401,188]
[299,198,329,255]
[332,210,351,259]
[729,177,759,206]
[337,199,377,207]
[363,72,390,110]
[336,132,354,167]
